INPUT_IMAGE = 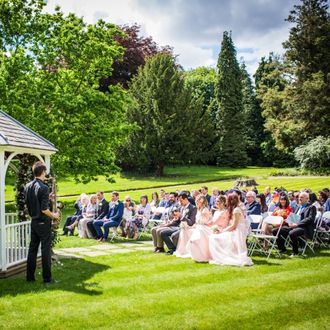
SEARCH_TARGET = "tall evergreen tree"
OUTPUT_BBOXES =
[184,67,218,164]
[118,53,207,176]
[240,63,265,165]
[258,0,330,154]
[215,31,247,167]
[254,55,296,167]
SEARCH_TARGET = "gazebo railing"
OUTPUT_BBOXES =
[5,220,31,268]
[5,213,18,225]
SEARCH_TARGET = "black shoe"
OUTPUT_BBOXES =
[279,249,287,254]
[26,278,35,282]
[155,248,165,253]
[165,250,174,255]
[43,279,58,284]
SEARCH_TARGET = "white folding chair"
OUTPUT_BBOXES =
[249,216,284,259]
[109,218,124,242]
[313,211,330,247]
[247,214,263,253]
[138,217,150,239]
[148,207,165,227]
[249,214,263,233]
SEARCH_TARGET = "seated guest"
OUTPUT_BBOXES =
[256,193,268,214]
[186,195,212,262]
[288,191,298,212]
[268,192,280,212]
[201,186,211,206]
[209,188,220,209]
[62,194,86,235]
[151,192,179,252]
[93,192,124,242]
[272,192,316,256]
[309,192,322,212]
[209,193,253,267]
[150,192,160,212]
[121,195,135,236]
[264,187,272,206]
[261,194,292,236]
[78,194,98,238]
[190,189,199,206]
[245,191,261,229]
[162,192,197,255]
[210,195,228,232]
[86,191,109,239]
[65,194,89,234]
[158,190,167,207]
[125,195,151,239]
[317,190,328,212]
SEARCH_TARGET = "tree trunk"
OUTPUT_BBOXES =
[155,163,164,177]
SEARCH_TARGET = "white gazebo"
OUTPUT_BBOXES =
[0,111,57,277]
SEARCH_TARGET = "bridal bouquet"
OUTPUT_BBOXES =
[180,221,189,229]
[211,225,220,234]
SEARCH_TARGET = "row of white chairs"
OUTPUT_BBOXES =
[248,211,330,259]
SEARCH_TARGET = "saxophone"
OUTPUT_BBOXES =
[50,174,63,230]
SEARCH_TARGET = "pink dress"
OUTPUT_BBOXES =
[174,224,194,258]
[188,208,212,262]
[209,207,253,267]
[211,209,228,230]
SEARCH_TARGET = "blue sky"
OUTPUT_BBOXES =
[45,0,301,75]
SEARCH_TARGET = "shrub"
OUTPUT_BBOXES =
[294,136,330,171]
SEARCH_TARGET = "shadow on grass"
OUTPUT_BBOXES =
[251,258,282,266]
[0,257,109,297]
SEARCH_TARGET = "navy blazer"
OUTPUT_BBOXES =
[106,201,124,223]
[246,201,261,215]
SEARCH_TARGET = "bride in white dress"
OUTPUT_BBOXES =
[209,193,253,267]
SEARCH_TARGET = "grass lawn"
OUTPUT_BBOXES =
[0,236,329,329]
[5,166,299,203]
[1,168,330,329]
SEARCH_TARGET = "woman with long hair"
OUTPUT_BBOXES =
[125,195,151,239]
[261,194,292,236]
[186,194,212,262]
[210,195,228,232]
[256,193,268,213]
[209,193,253,267]
[78,194,98,238]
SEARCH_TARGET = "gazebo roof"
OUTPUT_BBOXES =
[0,111,57,153]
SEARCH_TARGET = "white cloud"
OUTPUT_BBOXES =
[44,0,297,75]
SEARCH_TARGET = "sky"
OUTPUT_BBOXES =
[44,0,301,75]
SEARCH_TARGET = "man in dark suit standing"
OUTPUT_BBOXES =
[273,192,316,257]
[87,191,109,238]
[25,161,59,283]
[161,192,197,255]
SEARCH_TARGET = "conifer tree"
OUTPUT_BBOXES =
[119,53,206,176]
[215,31,247,167]
[240,63,265,165]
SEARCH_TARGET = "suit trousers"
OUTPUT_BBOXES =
[161,227,180,251]
[151,226,170,248]
[27,218,52,282]
[273,226,305,254]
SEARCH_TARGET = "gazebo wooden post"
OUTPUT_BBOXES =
[0,150,6,271]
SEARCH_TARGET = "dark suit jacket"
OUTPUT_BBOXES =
[96,198,109,220]
[106,201,124,223]
[246,201,261,215]
[168,203,197,227]
[181,203,197,226]
[297,203,316,239]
